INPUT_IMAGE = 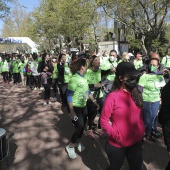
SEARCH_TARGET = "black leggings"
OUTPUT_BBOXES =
[87,98,104,130]
[105,141,143,170]
[2,72,9,82]
[43,84,50,100]
[58,83,68,105]
[70,106,87,144]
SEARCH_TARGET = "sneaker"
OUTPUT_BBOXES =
[95,129,107,139]
[144,135,155,142]
[34,87,37,90]
[65,145,77,159]
[44,102,47,106]
[48,101,52,105]
[75,142,85,152]
[40,87,44,91]
[151,131,162,138]
[87,130,96,139]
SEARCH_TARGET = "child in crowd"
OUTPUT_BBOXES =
[41,66,52,105]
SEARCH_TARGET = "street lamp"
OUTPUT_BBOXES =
[117,22,123,55]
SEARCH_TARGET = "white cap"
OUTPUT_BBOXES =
[128,53,134,57]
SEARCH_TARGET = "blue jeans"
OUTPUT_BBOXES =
[143,101,160,136]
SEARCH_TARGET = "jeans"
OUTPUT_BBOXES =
[105,141,143,170]
[143,101,160,136]
[70,106,87,144]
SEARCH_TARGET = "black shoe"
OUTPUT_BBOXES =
[151,131,162,138]
[144,135,155,142]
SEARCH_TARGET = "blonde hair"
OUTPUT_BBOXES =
[121,52,128,61]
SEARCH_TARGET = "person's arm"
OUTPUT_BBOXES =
[100,93,121,142]
[88,93,100,110]
[66,89,77,120]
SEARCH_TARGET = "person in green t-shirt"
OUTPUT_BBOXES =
[65,58,99,160]
[52,56,59,101]
[11,56,20,85]
[85,55,108,139]
[118,52,129,64]
[1,56,9,84]
[138,58,165,142]
[101,50,118,98]
[133,52,143,70]
[161,48,170,69]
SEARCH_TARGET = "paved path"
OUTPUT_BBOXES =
[0,78,169,170]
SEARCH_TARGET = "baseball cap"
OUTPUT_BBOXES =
[127,53,134,57]
[116,62,141,77]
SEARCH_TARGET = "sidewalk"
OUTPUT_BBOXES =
[0,79,169,170]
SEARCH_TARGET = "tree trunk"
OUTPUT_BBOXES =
[141,36,147,55]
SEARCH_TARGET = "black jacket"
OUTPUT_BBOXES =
[159,80,170,151]
[57,62,65,84]
[38,60,53,73]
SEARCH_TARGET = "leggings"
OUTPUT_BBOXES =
[105,141,143,170]
[87,98,104,129]
[43,84,50,100]
[2,72,9,82]
[70,106,87,144]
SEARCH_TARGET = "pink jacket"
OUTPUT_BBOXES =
[100,88,144,148]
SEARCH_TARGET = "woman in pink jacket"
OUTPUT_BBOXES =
[100,62,145,170]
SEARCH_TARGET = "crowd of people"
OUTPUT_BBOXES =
[1,48,170,169]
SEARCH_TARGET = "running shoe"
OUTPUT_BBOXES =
[48,101,52,105]
[65,145,77,159]
[75,142,85,152]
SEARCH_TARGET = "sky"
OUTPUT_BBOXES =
[0,0,40,32]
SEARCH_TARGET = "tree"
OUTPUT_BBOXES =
[32,0,99,51]
[97,0,170,55]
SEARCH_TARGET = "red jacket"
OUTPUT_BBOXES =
[100,88,145,148]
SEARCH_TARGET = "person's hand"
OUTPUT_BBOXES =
[95,83,104,88]
[94,101,100,110]
[69,110,77,120]
[163,69,170,75]
[110,67,116,72]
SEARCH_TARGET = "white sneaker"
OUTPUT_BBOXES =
[40,87,44,91]
[44,102,47,106]
[65,145,77,159]
[48,101,52,105]
[75,142,85,152]
[34,87,37,90]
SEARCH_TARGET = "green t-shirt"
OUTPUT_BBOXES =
[100,56,109,66]
[85,68,103,98]
[53,63,58,79]
[161,56,170,68]
[67,73,89,107]
[138,73,165,102]
[11,60,19,73]
[64,62,72,83]
[19,62,27,74]
[1,60,9,72]
[101,60,117,81]
[134,59,143,69]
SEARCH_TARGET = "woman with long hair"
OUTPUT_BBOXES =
[101,62,144,170]
[65,58,99,159]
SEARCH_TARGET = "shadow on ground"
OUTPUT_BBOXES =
[0,78,169,170]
